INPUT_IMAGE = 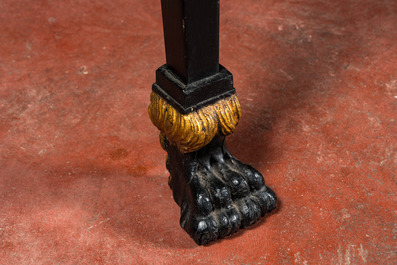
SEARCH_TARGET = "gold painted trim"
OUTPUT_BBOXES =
[148,93,241,153]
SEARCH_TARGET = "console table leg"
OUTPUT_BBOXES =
[148,0,277,245]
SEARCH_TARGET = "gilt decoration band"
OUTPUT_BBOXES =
[148,92,241,153]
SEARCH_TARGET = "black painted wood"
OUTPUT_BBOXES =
[152,0,278,245]
[163,134,277,245]
[154,0,234,114]
[161,0,219,83]
[152,64,234,114]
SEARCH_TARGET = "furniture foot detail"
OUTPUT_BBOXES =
[149,94,277,245]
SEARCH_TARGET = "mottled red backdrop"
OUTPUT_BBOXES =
[0,0,396,264]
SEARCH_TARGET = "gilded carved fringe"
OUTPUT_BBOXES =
[148,93,241,153]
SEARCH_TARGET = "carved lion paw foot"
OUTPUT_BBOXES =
[165,135,277,245]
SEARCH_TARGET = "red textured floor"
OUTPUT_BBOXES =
[1,0,396,264]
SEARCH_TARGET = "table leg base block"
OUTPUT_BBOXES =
[164,134,277,245]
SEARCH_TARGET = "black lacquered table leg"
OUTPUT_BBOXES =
[148,0,277,245]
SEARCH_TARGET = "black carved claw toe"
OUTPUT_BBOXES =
[164,134,277,245]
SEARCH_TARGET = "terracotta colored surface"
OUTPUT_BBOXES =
[1,0,396,264]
